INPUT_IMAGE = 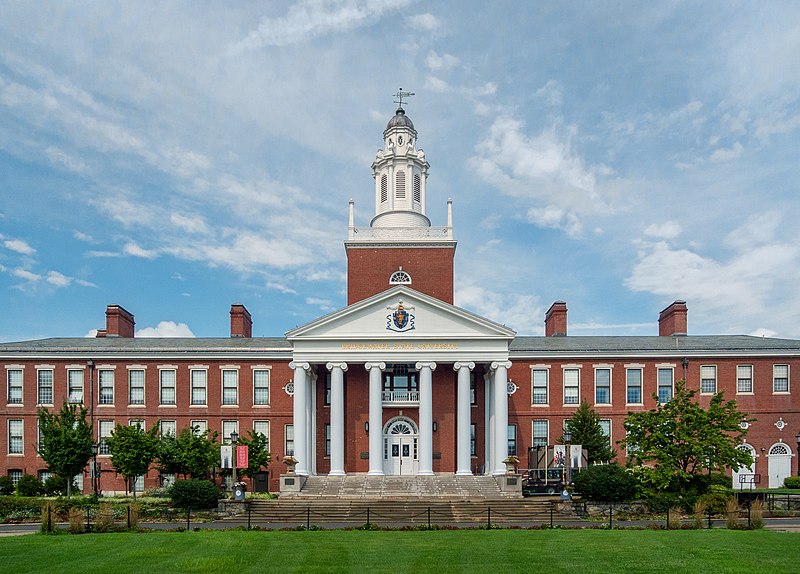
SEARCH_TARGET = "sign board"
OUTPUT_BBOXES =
[220,445,232,469]
[236,445,249,469]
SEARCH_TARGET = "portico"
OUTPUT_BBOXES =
[286,286,515,478]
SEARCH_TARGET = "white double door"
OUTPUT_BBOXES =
[383,418,419,476]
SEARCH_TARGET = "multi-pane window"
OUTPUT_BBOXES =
[7,369,23,404]
[129,419,145,429]
[594,368,611,405]
[253,421,270,451]
[532,369,548,405]
[253,369,270,405]
[222,420,239,443]
[98,369,114,405]
[191,420,208,435]
[532,420,548,448]
[222,369,239,405]
[700,365,717,394]
[160,420,176,437]
[98,420,113,455]
[325,423,331,456]
[160,370,176,405]
[470,373,477,405]
[737,365,753,393]
[67,369,83,403]
[191,370,207,406]
[470,423,476,456]
[599,420,612,447]
[507,425,517,457]
[324,373,332,406]
[773,365,789,393]
[657,368,673,403]
[8,470,23,486]
[626,368,642,404]
[285,424,294,456]
[8,419,23,454]
[563,368,580,405]
[37,370,54,405]
[128,370,144,405]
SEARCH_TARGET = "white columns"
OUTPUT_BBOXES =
[416,361,436,476]
[490,361,512,476]
[326,362,347,476]
[365,362,386,476]
[485,371,493,475]
[290,361,311,476]
[454,362,475,476]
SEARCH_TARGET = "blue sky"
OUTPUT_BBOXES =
[1,1,799,341]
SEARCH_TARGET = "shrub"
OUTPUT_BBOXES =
[168,479,221,509]
[68,507,85,533]
[44,475,68,497]
[749,499,764,529]
[697,491,730,516]
[16,474,44,497]
[784,476,800,489]
[0,476,15,495]
[94,502,114,533]
[667,506,682,529]
[571,464,639,502]
[693,499,707,529]
[725,496,740,529]
[0,496,42,519]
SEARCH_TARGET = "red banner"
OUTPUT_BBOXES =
[236,445,249,469]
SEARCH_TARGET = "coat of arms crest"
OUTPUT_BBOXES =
[386,300,415,333]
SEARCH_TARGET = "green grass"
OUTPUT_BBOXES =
[2,529,800,573]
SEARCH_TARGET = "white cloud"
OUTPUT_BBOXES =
[123,242,160,259]
[407,13,440,31]
[170,213,208,234]
[73,231,94,242]
[749,327,777,338]
[46,271,71,287]
[535,80,563,107]
[12,268,41,282]
[455,282,540,334]
[426,51,459,72]
[136,321,195,338]
[527,206,582,238]
[425,76,450,93]
[644,221,682,240]
[228,0,412,52]
[267,281,298,295]
[710,142,743,162]
[4,239,36,255]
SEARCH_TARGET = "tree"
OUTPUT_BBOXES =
[561,401,616,464]
[157,426,219,479]
[622,380,753,494]
[572,463,639,502]
[235,429,272,485]
[107,422,160,500]
[37,402,93,497]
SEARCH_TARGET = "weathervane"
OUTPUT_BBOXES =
[393,88,415,109]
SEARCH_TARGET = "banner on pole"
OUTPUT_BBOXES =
[236,445,249,469]
[220,445,232,469]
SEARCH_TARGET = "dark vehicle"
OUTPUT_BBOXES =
[522,468,567,496]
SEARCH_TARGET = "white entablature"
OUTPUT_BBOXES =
[286,286,515,364]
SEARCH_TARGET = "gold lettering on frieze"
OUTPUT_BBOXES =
[338,342,459,350]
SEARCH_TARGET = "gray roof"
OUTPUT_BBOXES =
[386,108,415,131]
[510,335,800,356]
[0,337,291,355]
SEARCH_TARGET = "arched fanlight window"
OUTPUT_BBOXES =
[389,269,412,285]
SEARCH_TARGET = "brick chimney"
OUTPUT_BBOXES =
[100,304,135,338]
[659,300,688,336]
[545,301,568,337]
[230,304,252,338]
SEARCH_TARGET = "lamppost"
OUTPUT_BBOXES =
[230,430,239,490]
[90,442,99,497]
[563,428,572,484]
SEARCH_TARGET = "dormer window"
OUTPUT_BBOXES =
[389,269,412,285]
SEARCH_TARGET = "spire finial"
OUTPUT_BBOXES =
[393,87,415,110]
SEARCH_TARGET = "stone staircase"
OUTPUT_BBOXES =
[223,497,584,528]
[285,474,515,500]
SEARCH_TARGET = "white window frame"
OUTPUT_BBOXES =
[8,419,23,454]
[253,367,270,406]
[737,365,753,394]
[285,424,294,457]
[160,420,177,437]
[594,366,612,406]
[253,420,270,452]
[625,366,643,405]
[222,368,239,406]
[98,420,114,455]
[532,419,549,448]
[656,366,674,403]
[67,368,84,404]
[563,367,580,405]
[191,420,208,435]
[531,366,549,406]
[773,364,789,394]
[700,365,717,394]
[190,368,207,406]
[37,367,54,406]
[599,419,612,448]
[128,368,145,406]
[98,368,115,405]
[7,367,24,405]
[159,368,177,406]
[222,420,239,443]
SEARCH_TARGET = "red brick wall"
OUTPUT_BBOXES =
[346,246,455,304]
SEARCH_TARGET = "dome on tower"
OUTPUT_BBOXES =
[386,107,414,130]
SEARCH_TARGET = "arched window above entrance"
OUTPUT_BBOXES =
[769,443,791,456]
[389,269,412,285]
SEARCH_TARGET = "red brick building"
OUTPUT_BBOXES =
[2,107,799,493]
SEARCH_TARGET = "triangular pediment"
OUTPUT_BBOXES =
[287,286,515,341]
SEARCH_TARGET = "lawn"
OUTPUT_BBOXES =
[2,529,799,573]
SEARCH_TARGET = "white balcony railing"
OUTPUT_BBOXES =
[382,390,420,405]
